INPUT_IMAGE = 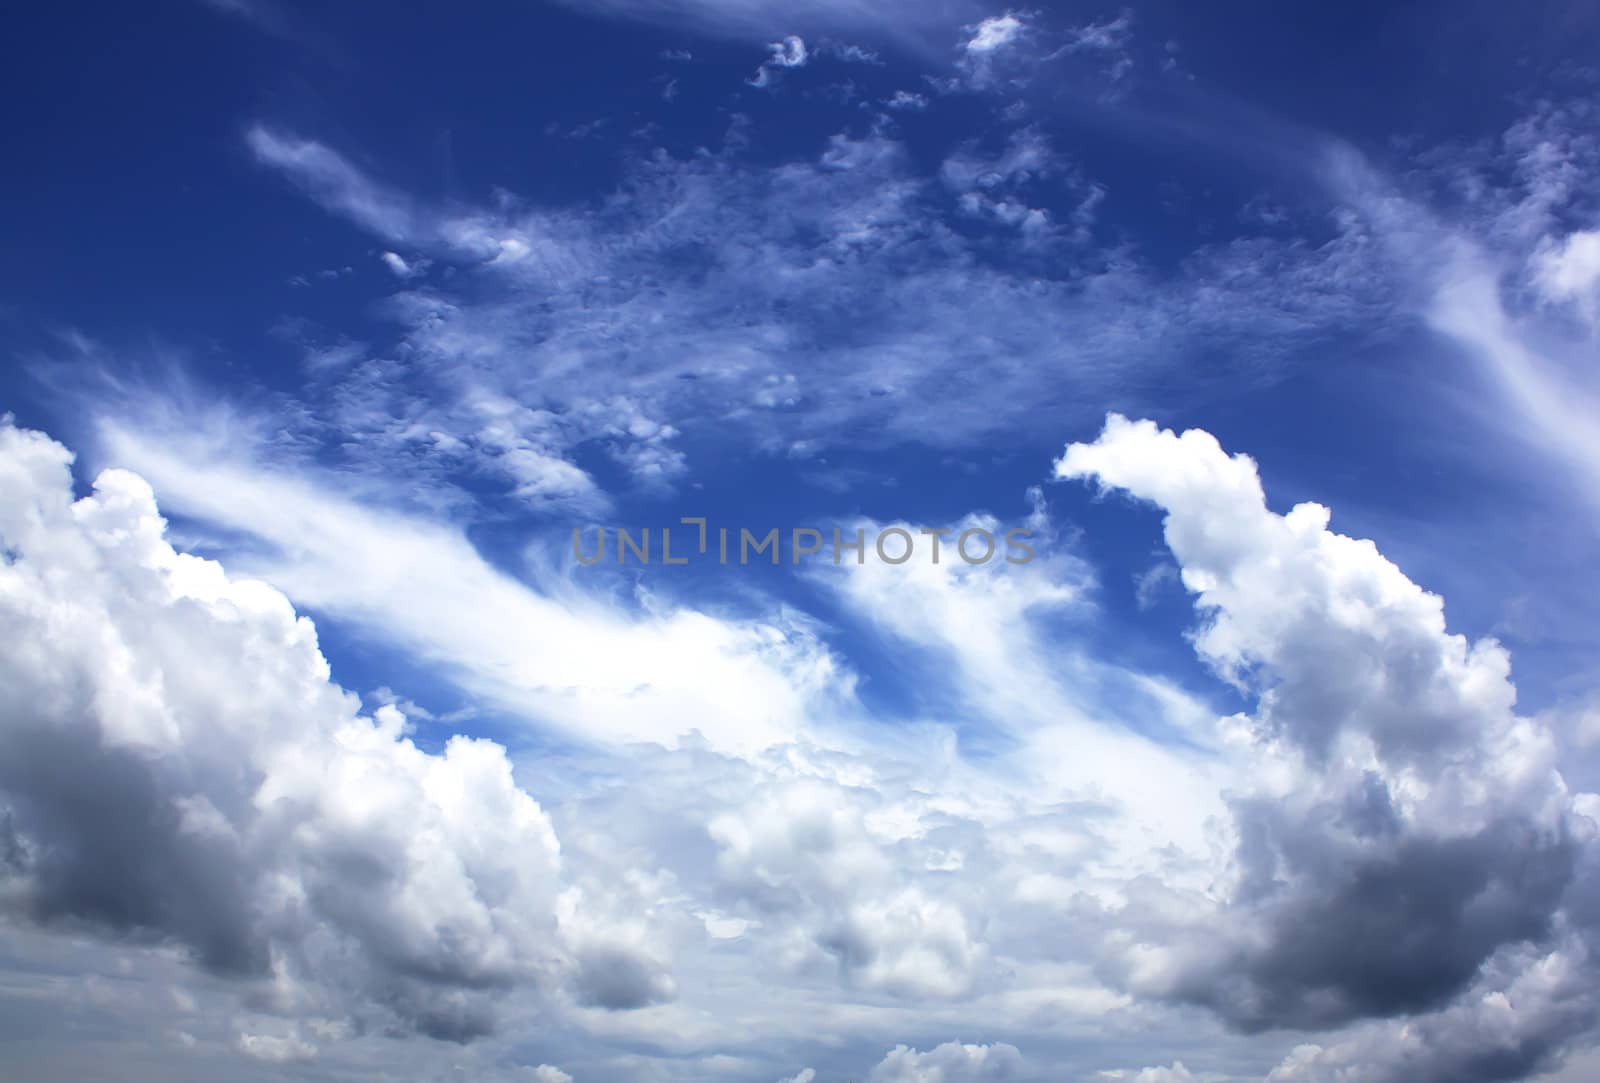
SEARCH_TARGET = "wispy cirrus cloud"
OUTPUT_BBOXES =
[236,118,1393,516]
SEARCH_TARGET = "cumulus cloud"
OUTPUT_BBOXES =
[1101,1064,1197,1083]
[1056,415,1598,1074]
[868,1040,1023,1082]
[0,418,652,1044]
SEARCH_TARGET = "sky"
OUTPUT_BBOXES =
[3,1,1600,1081]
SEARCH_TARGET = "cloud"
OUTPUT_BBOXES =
[379,250,427,279]
[13,405,1600,1078]
[955,13,1029,89]
[1101,1065,1197,1083]
[237,1031,317,1063]
[1053,11,1135,83]
[1532,229,1600,320]
[235,123,1390,512]
[750,34,809,87]
[0,418,579,1041]
[1322,108,1600,518]
[938,128,1097,243]
[884,89,928,110]
[246,127,416,243]
[1056,416,1596,1068]
[539,0,977,44]
[1061,11,1132,54]
[962,14,1025,55]
[867,1040,1023,1082]
[90,414,851,759]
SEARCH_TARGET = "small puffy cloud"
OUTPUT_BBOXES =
[962,14,1025,55]
[750,34,808,88]
[236,1030,317,1063]
[777,1070,816,1083]
[1105,1063,1197,1083]
[868,1041,1023,1082]
[528,1066,574,1083]
[955,13,1029,90]
[379,250,427,278]
[884,89,927,111]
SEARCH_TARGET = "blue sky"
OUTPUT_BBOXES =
[4,3,1600,1082]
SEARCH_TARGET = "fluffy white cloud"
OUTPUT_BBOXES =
[868,1040,1023,1082]
[1056,415,1598,1074]
[0,418,627,1042]
[962,14,1024,55]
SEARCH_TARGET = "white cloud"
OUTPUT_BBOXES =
[246,126,415,243]
[1055,415,1592,1062]
[379,250,426,278]
[750,34,809,87]
[884,89,928,111]
[955,13,1029,90]
[1100,1064,1197,1083]
[237,123,1384,512]
[10,406,1600,1079]
[868,1040,1023,1082]
[1325,114,1600,519]
[236,1030,317,1063]
[540,0,973,42]
[1532,228,1600,319]
[92,415,851,759]
[0,419,577,1041]
[962,14,1024,55]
